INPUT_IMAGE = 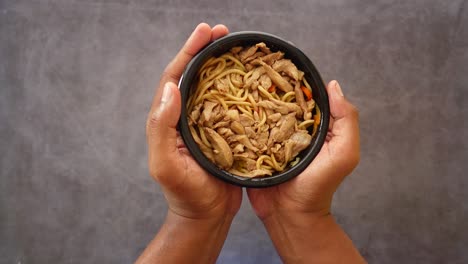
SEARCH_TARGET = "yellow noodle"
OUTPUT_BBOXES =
[198,127,211,148]
[258,85,273,99]
[298,119,315,128]
[281,91,296,102]
[247,94,257,107]
[237,105,253,118]
[213,95,229,110]
[256,155,271,170]
[221,54,246,71]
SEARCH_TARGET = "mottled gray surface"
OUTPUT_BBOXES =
[1,0,467,263]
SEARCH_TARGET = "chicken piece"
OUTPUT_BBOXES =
[204,128,233,169]
[267,127,280,147]
[224,109,240,122]
[217,127,234,137]
[213,120,230,129]
[230,121,245,135]
[252,89,259,101]
[245,127,256,139]
[229,135,259,152]
[232,144,245,154]
[306,99,316,112]
[245,64,255,72]
[267,113,282,123]
[199,101,218,126]
[255,51,284,65]
[228,168,272,178]
[244,51,266,63]
[257,131,269,146]
[294,81,310,120]
[259,61,293,92]
[230,46,243,54]
[255,42,271,54]
[274,148,285,163]
[244,67,266,90]
[214,77,230,93]
[239,42,271,63]
[189,103,202,125]
[257,101,289,115]
[211,104,226,124]
[239,114,255,127]
[272,59,304,81]
[274,113,297,142]
[259,74,272,90]
[271,98,303,117]
[284,131,312,162]
[233,156,257,171]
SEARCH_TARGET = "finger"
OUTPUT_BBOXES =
[326,80,360,173]
[211,24,229,41]
[151,23,212,112]
[147,82,183,186]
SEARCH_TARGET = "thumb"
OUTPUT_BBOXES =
[146,82,182,183]
[326,80,360,175]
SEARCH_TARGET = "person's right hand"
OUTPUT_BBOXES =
[248,80,360,221]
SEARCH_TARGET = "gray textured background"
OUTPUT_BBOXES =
[1,0,467,263]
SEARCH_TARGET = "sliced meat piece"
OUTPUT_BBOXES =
[232,143,244,154]
[230,121,245,135]
[267,127,280,147]
[239,114,255,127]
[230,46,243,54]
[244,67,266,90]
[224,109,240,122]
[213,120,230,129]
[259,61,293,92]
[255,42,271,54]
[239,45,259,63]
[244,51,266,64]
[199,101,218,126]
[245,63,255,72]
[233,156,257,171]
[229,135,259,152]
[204,128,233,169]
[257,100,289,115]
[274,148,285,163]
[257,131,269,146]
[189,103,202,125]
[306,99,316,112]
[244,127,256,139]
[258,51,284,65]
[217,127,234,137]
[272,59,304,81]
[271,98,303,117]
[267,113,282,123]
[275,113,297,142]
[294,81,310,120]
[284,131,312,162]
[228,168,272,178]
[259,74,272,90]
[214,77,230,93]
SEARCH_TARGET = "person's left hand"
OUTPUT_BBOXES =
[146,23,242,220]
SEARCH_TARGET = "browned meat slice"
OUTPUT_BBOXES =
[244,67,266,90]
[230,46,243,54]
[199,101,218,126]
[189,103,202,125]
[271,98,303,117]
[224,109,240,122]
[244,127,256,139]
[267,127,280,147]
[230,121,245,135]
[284,131,312,162]
[229,135,259,152]
[274,113,297,142]
[244,51,266,64]
[228,168,272,178]
[259,61,293,92]
[257,131,269,146]
[213,120,230,129]
[204,128,233,169]
[239,45,259,63]
[306,99,315,112]
[255,42,271,54]
[259,51,284,65]
[259,74,272,90]
[214,77,230,93]
[239,114,255,127]
[232,143,244,153]
[272,59,304,81]
[217,127,234,137]
[294,82,310,120]
[211,105,226,123]
[267,113,282,123]
[257,100,289,115]
[233,156,257,171]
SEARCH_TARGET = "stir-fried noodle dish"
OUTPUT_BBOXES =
[187,42,321,178]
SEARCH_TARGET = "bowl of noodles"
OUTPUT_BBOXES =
[178,31,330,187]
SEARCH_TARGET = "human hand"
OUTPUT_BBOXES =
[146,23,242,220]
[247,80,360,221]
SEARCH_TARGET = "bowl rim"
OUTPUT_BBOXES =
[178,31,330,188]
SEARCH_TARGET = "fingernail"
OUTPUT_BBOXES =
[335,81,344,97]
[161,83,173,105]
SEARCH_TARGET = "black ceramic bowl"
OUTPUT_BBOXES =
[178,31,330,188]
